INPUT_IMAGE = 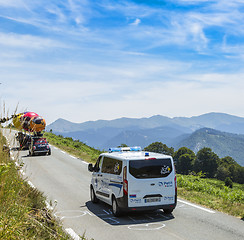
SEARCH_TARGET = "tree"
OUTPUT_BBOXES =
[216,165,230,181]
[117,144,128,148]
[144,142,174,156]
[217,156,244,184]
[194,147,219,178]
[219,156,236,166]
[173,147,196,173]
[177,153,195,175]
[225,177,233,188]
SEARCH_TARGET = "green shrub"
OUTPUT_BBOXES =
[225,177,233,188]
[177,174,244,217]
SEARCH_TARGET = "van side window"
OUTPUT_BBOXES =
[94,156,102,172]
[101,157,122,175]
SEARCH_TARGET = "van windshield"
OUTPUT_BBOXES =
[129,158,172,179]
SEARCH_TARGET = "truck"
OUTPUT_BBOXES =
[16,132,51,156]
[16,132,31,150]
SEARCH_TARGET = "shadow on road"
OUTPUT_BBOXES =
[84,201,174,226]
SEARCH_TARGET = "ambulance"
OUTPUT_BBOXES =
[88,147,177,216]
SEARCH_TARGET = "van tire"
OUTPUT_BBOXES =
[90,186,99,203]
[112,196,121,217]
[163,208,173,214]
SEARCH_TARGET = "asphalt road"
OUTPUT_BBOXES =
[3,129,244,240]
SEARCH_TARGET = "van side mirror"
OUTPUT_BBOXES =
[88,163,94,172]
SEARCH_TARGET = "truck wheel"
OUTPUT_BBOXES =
[112,196,121,217]
[163,208,173,214]
[90,186,98,203]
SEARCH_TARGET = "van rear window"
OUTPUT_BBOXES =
[129,158,172,179]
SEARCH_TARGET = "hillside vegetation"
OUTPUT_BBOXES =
[177,174,244,218]
[0,131,70,239]
[44,131,101,163]
[176,128,244,166]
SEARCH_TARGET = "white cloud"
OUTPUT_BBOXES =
[0,0,25,8]
[130,18,141,26]
[0,32,67,49]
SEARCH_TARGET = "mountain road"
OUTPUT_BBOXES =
[2,128,244,240]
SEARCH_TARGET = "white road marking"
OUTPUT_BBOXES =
[48,145,89,164]
[65,228,81,240]
[103,217,120,224]
[81,161,89,165]
[178,199,215,213]
[54,210,87,220]
[45,201,54,210]
[27,181,35,189]
[128,223,166,231]
[84,210,95,216]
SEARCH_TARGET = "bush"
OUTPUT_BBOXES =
[225,177,233,188]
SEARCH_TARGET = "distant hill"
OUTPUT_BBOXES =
[52,125,189,150]
[47,112,244,134]
[175,128,244,166]
[47,112,244,166]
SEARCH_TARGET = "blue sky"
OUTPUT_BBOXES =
[0,0,244,124]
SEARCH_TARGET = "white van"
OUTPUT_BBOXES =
[88,147,177,216]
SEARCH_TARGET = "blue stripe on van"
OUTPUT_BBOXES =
[109,183,123,190]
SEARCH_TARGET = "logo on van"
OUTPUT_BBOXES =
[130,198,141,204]
[163,196,174,201]
[160,165,171,175]
[158,181,173,187]
[114,162,120,173]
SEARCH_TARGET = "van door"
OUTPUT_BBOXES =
[127,158,175,208]
[96,156,113,203]
[92,156,104,200]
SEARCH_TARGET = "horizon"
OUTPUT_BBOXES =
[49,111,243,125]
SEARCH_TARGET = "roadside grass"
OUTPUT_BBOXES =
[44,132,101,163]
[177,174,244,218]
[0,130,72,239]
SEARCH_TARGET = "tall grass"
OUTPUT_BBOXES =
[177,174,244,218]
[0,130,71,239]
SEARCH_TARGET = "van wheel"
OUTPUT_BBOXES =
[90,186,98,203]
[163,208,173,214]
[112,196,121,217]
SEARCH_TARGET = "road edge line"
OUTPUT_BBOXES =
[65,228,81,240]
[178,199,215,213]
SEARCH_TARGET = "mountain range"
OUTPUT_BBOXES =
[46,112,244,166]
